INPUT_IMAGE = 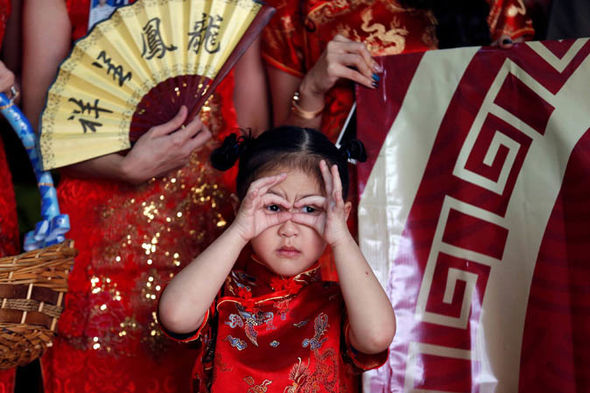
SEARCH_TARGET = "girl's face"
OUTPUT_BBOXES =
[250,167,327,277]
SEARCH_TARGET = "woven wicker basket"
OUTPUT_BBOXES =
[0,240,76,369]
[0,91,77,369]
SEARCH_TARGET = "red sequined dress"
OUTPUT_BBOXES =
[40,2,238,392]
[0,0,19,391]
[171,258,387,393]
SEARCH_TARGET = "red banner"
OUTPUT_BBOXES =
[356,38,590,393]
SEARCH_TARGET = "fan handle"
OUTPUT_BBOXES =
[187,4,276,123]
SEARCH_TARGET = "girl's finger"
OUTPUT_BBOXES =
[291,213,324,233]
[293,195,326,210]
[242,174,285,209]
[319,160,333,197]
[260,194,291,211]
[330,164,345,209]
[264,211,293,229]
[247,173,287,196]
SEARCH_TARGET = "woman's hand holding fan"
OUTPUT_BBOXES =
[121,106,211,184]
[39,0,274,171]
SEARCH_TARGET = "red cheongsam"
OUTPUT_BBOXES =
[172,258,387,393]
[40,1,239,392]
[0,0,17,262]
[0,0,20,392]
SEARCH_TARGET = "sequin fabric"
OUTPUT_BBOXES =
[40,3,240,391]
[174,257,387,393]
[42,98,237,393]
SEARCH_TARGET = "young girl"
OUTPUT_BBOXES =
[158,126,396,392]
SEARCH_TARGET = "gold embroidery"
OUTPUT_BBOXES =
[302,313,329,350]
[244,376,273,393]
[284,357,310,393]
[359,8,407,55]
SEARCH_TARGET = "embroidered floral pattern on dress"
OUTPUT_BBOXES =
[243,376,272,393]
[302,313,329,350]
[225,335,247,351]
[181,257,386,392]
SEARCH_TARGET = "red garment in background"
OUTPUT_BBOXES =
[0,0,20,392]
[262,0,534,144]
[40,2,239,392]
[487,0,535,41]
[0,0,17,261]
[172,258,387,393]
[262,0,438,141]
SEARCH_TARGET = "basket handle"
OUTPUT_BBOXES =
[0,92,70,251]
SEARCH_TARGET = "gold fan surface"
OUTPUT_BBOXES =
[40,0,264,170]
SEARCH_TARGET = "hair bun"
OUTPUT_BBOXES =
[339,139,367,163]
[210,132,249,171]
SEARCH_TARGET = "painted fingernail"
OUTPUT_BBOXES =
[502,38,513,45]
[371,80,378,88]
[373,63,383,73]
[372,73,380,82]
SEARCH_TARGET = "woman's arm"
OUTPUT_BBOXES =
[3,0,21,84]
[267,35,379,130]
[22,0,214,184]
[234,37,270,135]
[22,0,71,127]
[332,228,396,354]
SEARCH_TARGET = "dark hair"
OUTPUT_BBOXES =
[211,126,367,200]
[399,0,492,48]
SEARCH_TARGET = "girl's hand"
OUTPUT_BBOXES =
[292,160,351,247]
[231,174,293,242]
[121,106,212,184]
[297,35,379,109]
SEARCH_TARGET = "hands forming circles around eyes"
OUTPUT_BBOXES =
[234,160,351,247]
[303,34,381,98]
